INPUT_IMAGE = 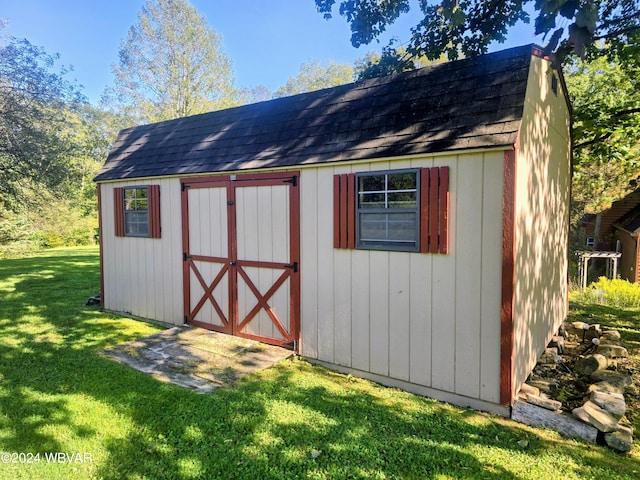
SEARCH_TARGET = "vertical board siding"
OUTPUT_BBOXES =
[454,154,483,398]
[100,178,183,324]
[389,252,411,381]
[480,153,505,403]
[316,169,336,363]
[511,55,571,401]
[369,251,390,376]
[300,153,504,404]
[300,170,319,358]
[351,249,371,371]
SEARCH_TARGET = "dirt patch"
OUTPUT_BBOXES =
[101,326,293,393]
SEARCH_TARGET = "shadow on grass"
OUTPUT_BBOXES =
[568,300,640,344]
[0,249,639,479]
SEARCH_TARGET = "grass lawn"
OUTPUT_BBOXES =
[0,247,639,479]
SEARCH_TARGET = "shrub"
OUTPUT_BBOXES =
[571,276,640,308]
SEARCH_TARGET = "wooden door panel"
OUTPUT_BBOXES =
[189,259,229,329]
[187,187,228,257]
[235,185,290,263]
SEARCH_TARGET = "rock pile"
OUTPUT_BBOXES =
[512,322,634,453]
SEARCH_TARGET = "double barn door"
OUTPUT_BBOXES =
[181,171,300,350]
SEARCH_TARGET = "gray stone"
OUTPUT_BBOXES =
[519,383,540,397]
[588,381,625,395]
[574,354,608,375]
[601,330,621,342]
[527,379,559,394]
[590,391,626,420]
[596,344,629,358]
[558,324,568,338]
[605,425,633,453]
[572,401,620,433]
[590,370,632,389]
[526,393,562,411]
[539,347,559,365]
[512,400,597,443]
[585,325,601,341]
[549,336,565,354]
[569,322,589,337]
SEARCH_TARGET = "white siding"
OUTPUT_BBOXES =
[100,178,183,324]
[299,152,505,404]
[512,55,571,398]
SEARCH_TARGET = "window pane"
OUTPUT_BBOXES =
[388,172,416,191]
[386,213,417,241]
[125,211,149,236]
[388,191,416,208]
[360,212,417,242]
[359,192,385,208]
[359,174,385,192]
[124,188,137,201]
[131,198,148,211]
[125,187,149,212]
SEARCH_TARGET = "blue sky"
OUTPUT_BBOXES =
[1,0,542,105]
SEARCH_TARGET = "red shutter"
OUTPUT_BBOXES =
[333,173,355,249]
[439,167,449,254]
[148,185,161,238]
[114,188,125,237]
[419,166,449,254]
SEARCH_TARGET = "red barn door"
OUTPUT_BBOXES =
[181,171,300,350]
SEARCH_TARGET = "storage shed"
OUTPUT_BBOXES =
[95,44,571,415]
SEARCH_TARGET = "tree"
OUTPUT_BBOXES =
[567,55,640,215]
[0,36,86,210]
[108,0,237,123]
[316,1,640,71]
[236,85,273,105]
[273,61,355,98]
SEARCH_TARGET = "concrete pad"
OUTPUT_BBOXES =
[101,326,293,393]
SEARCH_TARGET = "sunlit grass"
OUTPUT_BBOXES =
[0,247,639,479]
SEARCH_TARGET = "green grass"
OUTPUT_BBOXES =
[1,247,639,479]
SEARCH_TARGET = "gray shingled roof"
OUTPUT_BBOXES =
[95,44,537,182]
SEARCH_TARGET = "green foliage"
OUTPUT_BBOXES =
[273,60,355,98]
[571,276,640,308]
[0,248,639,478]
[0,35,86,210]
[107,0,238,123]
[316,1,640,69]
[28,198,98,248]
[566,53,640,222]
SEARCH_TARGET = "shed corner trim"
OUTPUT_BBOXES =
[500,148,516,405]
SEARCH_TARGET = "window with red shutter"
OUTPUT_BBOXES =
[114,185,161,238]
[333,167,448,253]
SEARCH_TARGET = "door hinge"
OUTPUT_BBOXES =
[283,176,297,187]
[285,261,298,273]
[181,183,190,191]
[183,316,189,324]
[183,252,190,261]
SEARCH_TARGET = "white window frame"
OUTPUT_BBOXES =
[123,186,150,237]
